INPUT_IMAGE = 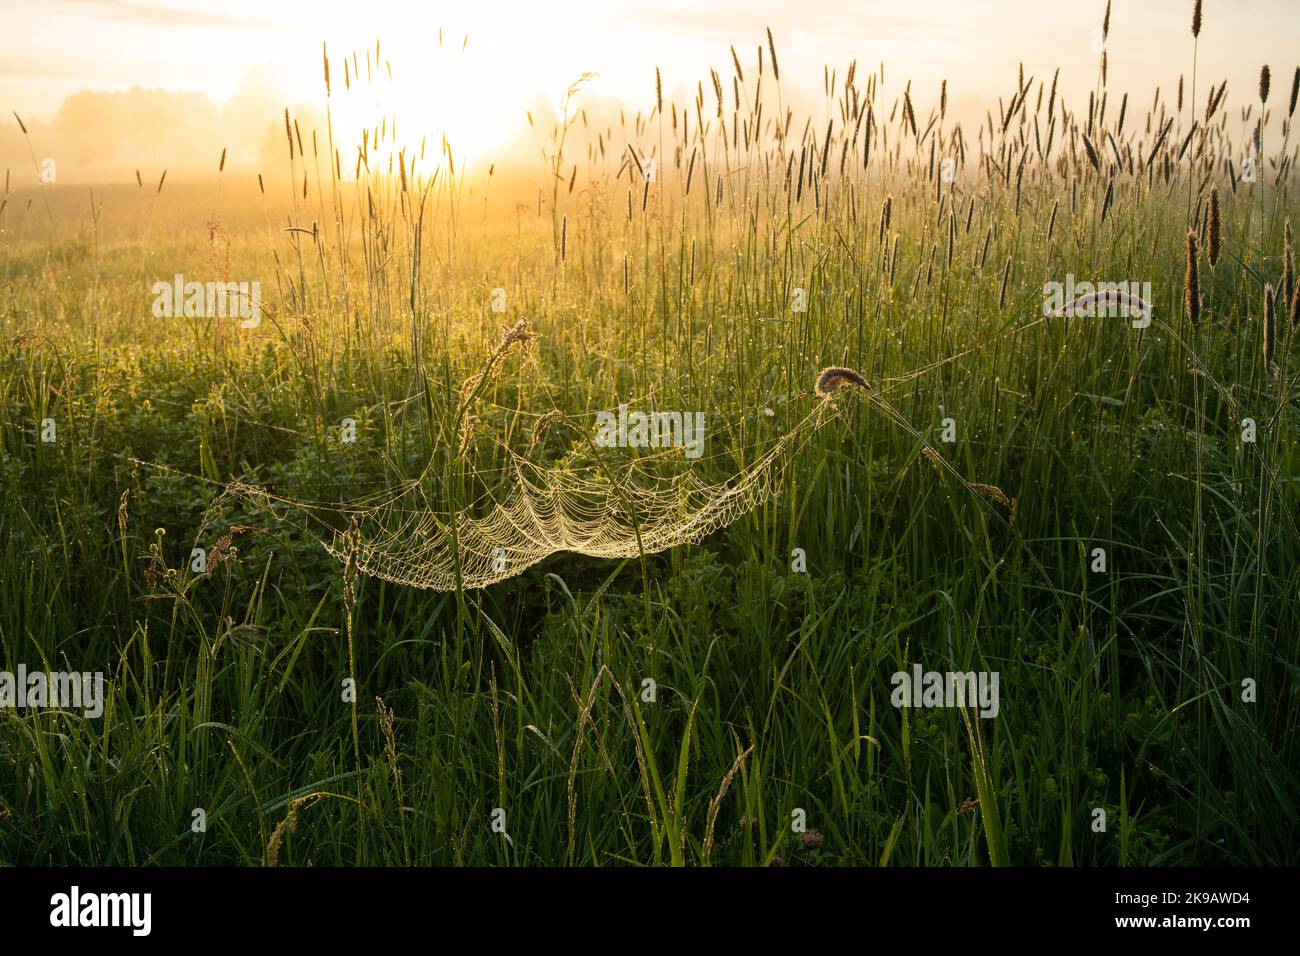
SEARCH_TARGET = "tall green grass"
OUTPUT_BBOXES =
[0,27,1296,865]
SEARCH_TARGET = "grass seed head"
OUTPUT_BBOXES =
[1263,283,1276,366]
[1207,185,1221,267]
[1185,230,1201,326]
[815,366,872,397]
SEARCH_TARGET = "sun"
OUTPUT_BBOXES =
[323,40,525,175]
[306,3,562,176]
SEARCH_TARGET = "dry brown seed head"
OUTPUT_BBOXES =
[815,366,872,397]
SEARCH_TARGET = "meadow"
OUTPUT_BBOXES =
[0,23,1297,866]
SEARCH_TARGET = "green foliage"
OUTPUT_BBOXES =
[0,124,1296,868]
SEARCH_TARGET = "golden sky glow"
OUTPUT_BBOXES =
[4,0,1299,178]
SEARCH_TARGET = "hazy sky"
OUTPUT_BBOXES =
[4,0,1298,173]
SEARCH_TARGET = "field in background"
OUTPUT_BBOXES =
[1,27,1298,866]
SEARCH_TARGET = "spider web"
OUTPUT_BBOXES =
[227,307,1241,596]
[228,394,849,591]
[217,311,1050,594]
